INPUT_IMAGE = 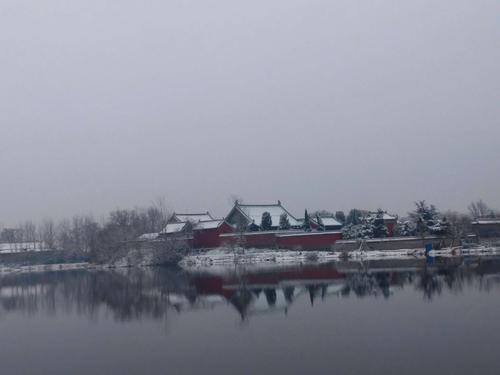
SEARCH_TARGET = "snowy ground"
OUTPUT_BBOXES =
[180,246,500,270]
[0,262,90,275]
[0,242,49,254]
[179,248,339,269]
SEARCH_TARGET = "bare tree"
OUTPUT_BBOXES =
[81,215,100,252]
[151,196,170,230]
[1,228,18,243]
[40,218,56,250]
[57,219,73,251]
[468,200,495,219]
[12,228,24,251]
[20,221,37,250]
[443,211,472,246]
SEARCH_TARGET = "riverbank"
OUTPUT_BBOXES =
[1,245,499,276]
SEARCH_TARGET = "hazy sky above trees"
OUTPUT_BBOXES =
[1,0,499,225]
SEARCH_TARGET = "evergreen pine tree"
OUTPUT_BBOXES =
[440,216,450,235]
[346,209,363,225]
[261,211,273,231]
[335,211,346,224]
[316,214,325,231]
[431,216,450,236]
[279,213,291,230]
[372,209,388,238]
[303,210,311,232]
[398,221,414,236]
[410,200,441,236]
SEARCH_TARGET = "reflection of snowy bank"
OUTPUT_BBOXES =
[179,248,418,270]
[180,246,500,271]
[179,248,416,271]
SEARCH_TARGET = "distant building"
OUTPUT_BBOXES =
[191,220,234,248]
[159,212,216,237]
[310,216,343,231]
[222,202,345,249]
[160,222,191,236]
[471,218,500,238]
[225,201,301,231]
[368,211,398,237]
[159,212,233,248]
[168,212,214,224]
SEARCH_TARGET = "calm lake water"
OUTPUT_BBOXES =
[1,256,500,375]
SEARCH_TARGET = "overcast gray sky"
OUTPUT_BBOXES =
[1,0,499,225]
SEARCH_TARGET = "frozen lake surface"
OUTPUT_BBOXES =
[1,255,500,374]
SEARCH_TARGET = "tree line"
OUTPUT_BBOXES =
[0,199,170,261]
[341,199,498,242]
[1,198,498,256]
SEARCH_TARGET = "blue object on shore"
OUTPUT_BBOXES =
[425,243,433,255]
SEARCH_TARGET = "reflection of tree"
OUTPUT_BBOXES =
[416,269,442,300]
[375,273,391,299]
[264,289,276,306]
[307,285,321,306]
[342,273,377,298]
[2,256,500,323]
[321,285,327,300]
[283,287,295,303]
[415,265,463,300]
[0,268,190,322]
[228,289,254,320]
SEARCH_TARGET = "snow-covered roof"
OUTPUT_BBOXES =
[369,212,397,221]
[161,222,187,234]
[473,220,500,225]
[316,217,342,227]
[161,219,226,234]
[193,220,224,230]
[235,203,300,227]
[172,212,214,223]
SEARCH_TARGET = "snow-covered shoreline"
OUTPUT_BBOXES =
[0,262,91,275]
[179,248,339,269]
[1,246,498,276]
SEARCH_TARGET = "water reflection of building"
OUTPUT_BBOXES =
[186,257,458,318]
[1,256,500,322]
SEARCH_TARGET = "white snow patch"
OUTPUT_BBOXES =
[179,248,339,269]
[236,204,301,227]
[180,246,500,270]
[193,220,224,230]
[0,242,50,253]
[174,213,213,223]
[160,222,187,234]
